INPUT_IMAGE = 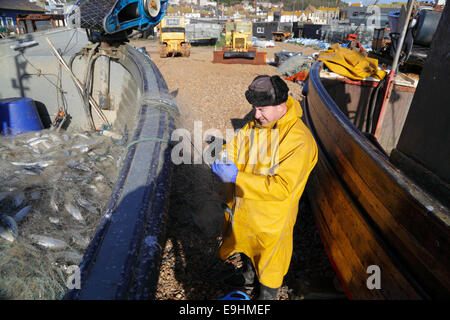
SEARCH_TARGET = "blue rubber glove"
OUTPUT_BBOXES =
[211,159,238,183]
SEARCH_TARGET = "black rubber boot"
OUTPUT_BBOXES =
[223,255,256,288]
[257,284,280,300]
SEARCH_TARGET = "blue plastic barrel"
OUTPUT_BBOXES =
[0,97,43,136]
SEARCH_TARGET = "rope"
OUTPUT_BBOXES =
[20,53,63,91]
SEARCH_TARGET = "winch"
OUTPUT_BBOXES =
[68,0,168,42]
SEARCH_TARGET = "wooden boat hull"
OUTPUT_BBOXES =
[303,62,450,299]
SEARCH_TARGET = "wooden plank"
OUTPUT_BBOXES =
[310,153,420,299]
[375,86,415,154]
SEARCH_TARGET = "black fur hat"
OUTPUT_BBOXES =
[245,75,289,107]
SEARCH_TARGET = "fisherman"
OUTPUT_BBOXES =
[211,75,318,300]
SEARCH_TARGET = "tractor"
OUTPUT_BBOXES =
[158,16,190,58]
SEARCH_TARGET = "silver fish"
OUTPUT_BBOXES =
[66,161,91,172]
[76,197,96,213]
[13,206,32,223]
[50,198,59,212]
[64,203,84,222]
[14,191,25,207]
[14,169,38,176]
[30,191,40,200]
[48,217,60,224]
[0,214,18,242]
[48,133,62,143]
[28,138,50,147]
[30,234,67,250]
[24,145,41,154]
[74,133,90,140]
[0,225,15,242]
[56,250,83,265]
[11,160,53,168]
[70,231,90,249]
[72,144,89,153]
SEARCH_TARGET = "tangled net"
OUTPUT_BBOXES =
[0,128,122,299]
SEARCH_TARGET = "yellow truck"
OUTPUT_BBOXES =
[159,16,190,57]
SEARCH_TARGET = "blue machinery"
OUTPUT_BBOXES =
[68,0,168,42]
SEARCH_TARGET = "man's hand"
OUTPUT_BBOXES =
[211,160,238,183]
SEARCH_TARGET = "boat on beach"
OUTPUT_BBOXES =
[0,26,177,299]
[301,4,450,299]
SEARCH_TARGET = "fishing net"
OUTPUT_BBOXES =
[0,128,122,300]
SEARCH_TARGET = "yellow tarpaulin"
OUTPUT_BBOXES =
[318,44,386,81]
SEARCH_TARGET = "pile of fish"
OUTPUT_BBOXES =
[0,128,123,299]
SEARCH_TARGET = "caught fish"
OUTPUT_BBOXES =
[24,144,41,154]
[13,206,32,223]
[0,214,18,242]
[30,234,67,250]
[94,175,105,182]
[66,161,91,172]
[0,225,15,242]
[30,191,40,200]
[14,191,25,207]
[70,231,90,249]
[76,197,97,213]
[28,138,50,147]
[65,203,84,222]
[48,133,62,143]
[50,198,59,212]
[72,144,89,153]
[74,133,90,140]
[56,250,83,265]
[14,169,38,176]
[11,160,53,168]
[48,217,60,224]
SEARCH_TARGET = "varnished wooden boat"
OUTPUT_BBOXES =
[302,9,450,299]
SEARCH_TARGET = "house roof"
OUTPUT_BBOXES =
[0,0,46,13]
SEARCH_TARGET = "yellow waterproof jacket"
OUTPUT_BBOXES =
[219,96,318,288]
[318,43,386,80]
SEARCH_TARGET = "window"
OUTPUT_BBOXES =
[257,27,264,33]
[352,12,358,17]
[6,17,14,27]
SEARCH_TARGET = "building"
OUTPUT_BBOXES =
[0,0,45,33]
[198,0,216,7]
[340,4,404,28]
[43,0,66,15]
[253,21,292,40]
[309,7,340,25]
